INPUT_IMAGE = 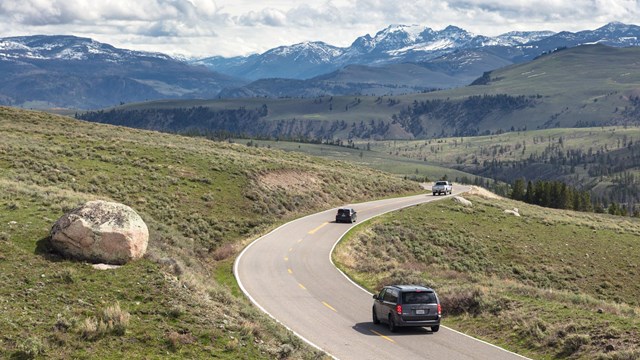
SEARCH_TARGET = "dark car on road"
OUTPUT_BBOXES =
[335,208,357,223]
[372,285,441,332]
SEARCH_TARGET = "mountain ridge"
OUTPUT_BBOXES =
[0,35,247,109]
[196,22,640,81]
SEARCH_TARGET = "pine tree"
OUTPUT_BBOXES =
[511,178,526,201]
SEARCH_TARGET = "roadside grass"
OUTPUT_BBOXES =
[333,192,640,359]
[1,106,421,359]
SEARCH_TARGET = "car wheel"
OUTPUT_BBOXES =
[388,315,397,333]
[431,325,440,332]
[372,307,380,324]
[432,192,436,196]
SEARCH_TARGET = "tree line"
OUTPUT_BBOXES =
[510,178,638,217]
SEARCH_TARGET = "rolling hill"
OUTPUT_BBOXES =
[334,191,640,359]
[81,44,640,140]
[0,106,421,358]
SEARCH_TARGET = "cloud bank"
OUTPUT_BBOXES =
[0,0,638,57]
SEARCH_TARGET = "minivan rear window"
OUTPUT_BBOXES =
[402,291,436,304]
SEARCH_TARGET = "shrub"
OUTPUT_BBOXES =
[166,330,196,351]
[277,344,295,359]
[101,302,130,336]
[16,336,46,359]
[79,302,131,339]
[55,267,76,284]
[440,286,485,316]
[167,304,185,319]
[79,317,103,340]
[562,333,590,355]
[379,269,432,289]
[596,349,640,360]
[211,243,236,261]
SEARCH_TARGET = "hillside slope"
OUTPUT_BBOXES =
[82,45,640,140]
[0,107,420,358]
[334,191,640,359]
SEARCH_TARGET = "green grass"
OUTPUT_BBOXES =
[0,106,422,359]
[333,192,640,359]
[368,126,640,169]
[238,139,479,182]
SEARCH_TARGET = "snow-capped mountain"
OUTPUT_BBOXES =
[0,35,246,109]
[0,35,172,62]
[196,22,640,81]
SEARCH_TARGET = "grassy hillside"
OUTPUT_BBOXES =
[237,138,481,183]
[79,44,640,140]
[0,106,421,359]
[367,126,640,206]
[334,190,640,359]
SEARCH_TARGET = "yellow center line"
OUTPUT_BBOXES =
[322,301,337,312]
[297,239,303,243]
[284,257,288,261]
[289,248,293,252]
[370,329,395,343]
[287,268,292,274]
[308,222,329,235]
[298,283,306,290]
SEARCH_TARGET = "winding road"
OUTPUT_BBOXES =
[235,186,528,359]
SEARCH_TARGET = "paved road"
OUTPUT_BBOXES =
[235,186,528,360]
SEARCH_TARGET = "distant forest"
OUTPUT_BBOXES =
[392,94,538,137]
[457,135,640,215]
[79,94,539,141]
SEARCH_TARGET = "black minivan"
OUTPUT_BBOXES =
[335,208,357,223]
[372,285,441,332]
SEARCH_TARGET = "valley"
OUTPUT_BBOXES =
[2,15,640,360]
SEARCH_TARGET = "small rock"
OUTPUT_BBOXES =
[504,208,521,217]
[597,308,604,314]
[605,344,615,352]
[452,196,473,207]
[92,263,121,270]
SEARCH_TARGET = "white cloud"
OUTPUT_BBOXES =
[0,0,639,57]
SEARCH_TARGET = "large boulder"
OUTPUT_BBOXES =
[50,200,149,265]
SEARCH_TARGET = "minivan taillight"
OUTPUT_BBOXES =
[396,305,402,315]
[437,303,442,315]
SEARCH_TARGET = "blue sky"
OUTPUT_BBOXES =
[1,0,639,58]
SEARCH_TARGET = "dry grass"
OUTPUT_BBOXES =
[79,302,130,340]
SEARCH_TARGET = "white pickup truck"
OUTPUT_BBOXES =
[432,181,452,196]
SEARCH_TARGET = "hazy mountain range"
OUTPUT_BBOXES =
[0,35,246,109]
[1,22,639,109]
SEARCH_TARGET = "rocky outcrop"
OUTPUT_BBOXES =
[50,200,148,265]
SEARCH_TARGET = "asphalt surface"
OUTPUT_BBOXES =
[235,186,529,360]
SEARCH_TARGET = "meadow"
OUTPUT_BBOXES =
[0,107,421,359]
[334,190,640,359]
